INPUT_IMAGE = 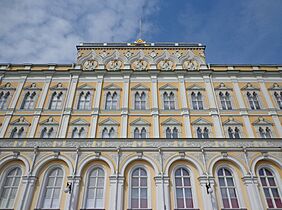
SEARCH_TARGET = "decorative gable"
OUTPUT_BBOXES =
[214,83,233,91]
[131,84,150,91]
[70,118,90,126]
[159,84,178,91]
[103,83,122,91]
[23,83,42,91]
[241,83,260,91]
[10,117,31,126]
[39,117,59,126]
[186,84,205,91]
[252,117,273,126]
[99,118,120,126]
[0,82,16,90]
[77,84,95,90]
[191,118,212,126]
[268,83,282,91]
[50,83,67,90]
[161,118,182,126]
[130,118,151,126]
[223,118,243,126]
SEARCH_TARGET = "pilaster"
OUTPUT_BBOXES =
[67,176,81,210]
[151,75,160,138]
[19,176,38,210]
[198,176,218,210]
[121,75,130,138]
[109,175,125,210]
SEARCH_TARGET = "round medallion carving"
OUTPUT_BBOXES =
[107,60,122,71]
[159,59,174,70]
[183,59,200,70]
[132,60,148,71]
[83,60,98,70]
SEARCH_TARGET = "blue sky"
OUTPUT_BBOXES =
[0,0,281,64]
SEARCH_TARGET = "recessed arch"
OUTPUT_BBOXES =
[251,155,282,175]
[0,154,30,175]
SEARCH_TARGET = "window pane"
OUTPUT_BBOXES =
[185,198,193,208]
[185,188,192,198]
[268,177,275,186]
[263,188,271,198]
[272,188,279,197]
[220,188,228,198]
[175,178,182,186]
[131,198,138,208]
[87,189,95,199]
[177,198,184,208]
[96,189,103,198]
[218,177,225,186]
[132,178,138,186]
[267,198,274,208]
[176,189,183,198]
[222,198,230,208]
[260,177,267,186]
[131,189,138,198]
[140,198,147,208]
[226,178,234,186]
[275,198,282,208]
[231,198,239,208]
[140,189,147,198]
[183,178,191,186]
[140,178,147,186]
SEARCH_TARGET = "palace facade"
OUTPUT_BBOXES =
[0,40,281,210]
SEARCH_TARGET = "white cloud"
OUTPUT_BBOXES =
[0,0,158,63]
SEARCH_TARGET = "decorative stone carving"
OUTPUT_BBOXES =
[100,50,109,58]
[124,51,134,59]
[83,60,98,70]
[107,60,122,71]
[159,59,174,70]
[174,51,182,58]
[132,60,148,71]
[183,59,200,70]
[150,51,157,58]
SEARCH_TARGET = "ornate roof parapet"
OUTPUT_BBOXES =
[76,42,206,72]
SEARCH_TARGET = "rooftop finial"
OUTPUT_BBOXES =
[135,8,146,44]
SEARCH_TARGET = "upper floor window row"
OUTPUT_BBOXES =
[0,91,10,109]
[247,91,261,110]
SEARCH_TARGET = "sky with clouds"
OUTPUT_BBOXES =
[0,0,281,64]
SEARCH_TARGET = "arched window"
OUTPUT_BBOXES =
[247,92,260,110]
[135,92,141,110]
[134,127,140,138]
[41,168,63,209]
[112,92,118,110]
[274,91,282,109]
[234,127,240,138]
[166,127,172,138]
[197,127,202,138]
[191,92,203,110]
[203,127,209,138]
[105,92,118,110]
[105,92,112,110]
[72,127,86,138]
[258,168,282,208]
[21,91,36,110]
[109,128,115,138]
[0,167,22,208]
[217,168,239,209]
[220,92,232,110]
[49,92,63,110]
[228,127,240,139]
[10,127,25,138]
[0,91,10,109]
[174,167,193,208]
[131,168,148,209]
[172,127,178,138]
[163,92,169,110]
[102,128,109,138]
[78,91,91,110]
[259,127,272,138]
[85,168,105,208]
[40,127,54,138]
[141,127,146,138]
[140,92,146,110]
[169,92,175,110]
[265,127,272,138]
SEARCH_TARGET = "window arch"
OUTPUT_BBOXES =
[40,127,55,138]
[133,127,147,138]
[191,92,203,110]
[228,127,240,139]
[40,167,64,209]
[21,91,36,110]
[0,91,10,109]
[49,92,63,110]
[84,167,105,209]
[10,127,25,138]
[274,91,282,109]
[72,127,86,138]
[219,91,232,110]
[0,167,22,208]
[101,127,116,138]
[258,167,282,208]
[217,167,239,209]
[78,91,91,110]
[134,92,147,110]
[259,127,272,138]
[247,91,260,110]
[130,167,148,209]
[174,167,194,208]
[163,91,176,110]
[196,127,209,138]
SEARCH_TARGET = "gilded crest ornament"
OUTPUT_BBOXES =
[183,60,200,70]
[159,59,174,70]
[83,60,98,70]
[108,60,122,71]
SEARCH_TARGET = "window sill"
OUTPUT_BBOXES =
[221,208,247,210]
[127,209,152,210]
[174,208,200,210]
[34,209,60,210]
[267,208,282,210]
[80,209,105,210]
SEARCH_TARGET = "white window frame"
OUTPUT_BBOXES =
[0,83,15,110]
[159,85,178,110]
[71,126,87,138]
[0,166,22,209]
[257,165,282,209]
[246,91,262,110]
[0,91,11,110]
[215,165,245,209]
[224,126,243,139]
[49,91,64,110]
[132,127,148,138]
[9,126,26,138]
[190,91,204,110]
[36,165,65,209]
[82,165,106,209]
[171,165,199,209]
[77,91,92,110]
[40,126,57,138]
[131,84,150,111]
[218,91,233,110]
[21,91,37,110]
[100,126,117,138]
[128,165,151,209]
[133,91,148,110]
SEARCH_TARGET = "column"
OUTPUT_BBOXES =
[232,77,255,137]
[154,176,165,210]
[90,75,103,138]
[198,176,218,210]
[151,75,160,138]
[0,76,27,138]
[178,75,192,138]
[19,176,37,210]
[163,176,171,210]
[242,176,264,210]
[203,76,224,138]
[59,74,79,138]
[121,75,130,138]
[28,76,52,138]
[66,176,81,210]
[257,78,282,137]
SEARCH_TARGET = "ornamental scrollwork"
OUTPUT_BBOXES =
[132,60,148,71]
[183,59,200,71]
[83,60,98,71]
[107,59,123,71]
[159,59,174,71]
